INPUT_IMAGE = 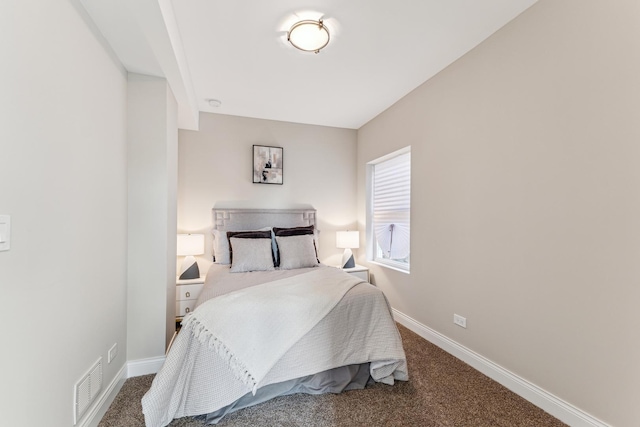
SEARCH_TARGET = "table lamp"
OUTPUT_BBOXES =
[336,230,359,269]
[177,234,204,280]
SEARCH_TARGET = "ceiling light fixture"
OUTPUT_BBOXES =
[287,19,330,54]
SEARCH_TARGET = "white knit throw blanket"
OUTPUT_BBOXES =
[182,267,364,394]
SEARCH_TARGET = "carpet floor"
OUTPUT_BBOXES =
[99,324,566,426]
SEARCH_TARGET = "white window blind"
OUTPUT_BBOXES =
[369,149,410,271]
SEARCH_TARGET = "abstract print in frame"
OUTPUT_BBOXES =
[253,145,283,185]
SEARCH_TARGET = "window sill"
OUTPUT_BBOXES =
[369,260,410,274]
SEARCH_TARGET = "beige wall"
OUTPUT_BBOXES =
[127,73,178,358]
[0,1,128,425]
[178,113,358,270]
[357,1,640,426]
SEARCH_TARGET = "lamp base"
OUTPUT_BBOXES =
[179,255,200,280]
[341,248,355,269]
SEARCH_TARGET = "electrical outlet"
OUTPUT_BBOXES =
[453,314,467,328]
[108,343,118,364]
[0,215,10,251]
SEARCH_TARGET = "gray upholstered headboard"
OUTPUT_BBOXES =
[212,208,317,232]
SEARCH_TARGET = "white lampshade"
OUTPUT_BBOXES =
[336,231,359,249]
[177,234,204,256]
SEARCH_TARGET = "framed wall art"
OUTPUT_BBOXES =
[253,145,283,185]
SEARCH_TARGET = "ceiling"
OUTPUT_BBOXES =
[79,0,538,130]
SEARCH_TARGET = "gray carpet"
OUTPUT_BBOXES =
[99,324,566,426]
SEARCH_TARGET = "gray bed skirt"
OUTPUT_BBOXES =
[201,363,371,424]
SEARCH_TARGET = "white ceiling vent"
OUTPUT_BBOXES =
[73,357,103,425]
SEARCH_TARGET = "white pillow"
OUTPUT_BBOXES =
[229,237,275,273]
[212,229,232,264]
[276,235,319,270]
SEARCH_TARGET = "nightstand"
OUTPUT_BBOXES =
[176,276,205,321]
[341,264,369,282]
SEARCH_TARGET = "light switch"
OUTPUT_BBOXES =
[0,215,10,251]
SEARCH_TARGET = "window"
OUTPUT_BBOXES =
[366,147,411,272]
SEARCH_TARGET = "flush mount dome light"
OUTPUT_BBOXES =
[287,19,330,53]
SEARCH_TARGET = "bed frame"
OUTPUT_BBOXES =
[212,208,317,231]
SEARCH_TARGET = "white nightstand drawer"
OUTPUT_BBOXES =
[341,265,369,282]
[176,283,203,301]
[176,300,197,317]
[349,270,369,282]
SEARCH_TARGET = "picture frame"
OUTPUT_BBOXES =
[253,145,283,185]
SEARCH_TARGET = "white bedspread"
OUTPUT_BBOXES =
[142,265,408,427]
[183,268,363,394]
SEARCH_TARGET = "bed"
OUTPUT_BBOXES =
[142,208,408,426]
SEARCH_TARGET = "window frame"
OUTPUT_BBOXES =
[366,146,411,274]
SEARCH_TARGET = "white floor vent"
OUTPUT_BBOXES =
[73,357,103,425]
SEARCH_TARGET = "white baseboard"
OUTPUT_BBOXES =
[392,308,610,427]
[81,356,166,427]
[79,363,127,427]
[127,355,166,377]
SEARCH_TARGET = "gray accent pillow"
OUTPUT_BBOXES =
[227,230,272,263]
[272,225,318,265]
[229,237,275,273]
[212,227,271,264]
[276,235,319,270]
